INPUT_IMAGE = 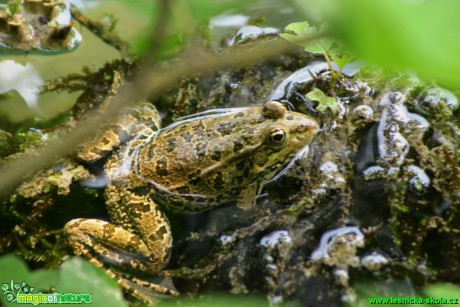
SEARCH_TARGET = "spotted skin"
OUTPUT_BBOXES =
[77,101,161,163]
[64,100,318,303]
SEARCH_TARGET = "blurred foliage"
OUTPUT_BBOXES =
[125,0,252,56]
[110,0,158,20]
[57,257,126,307]
[186,0,249,20]
[157,294,268,307]
[0,253,269,306]
[0,254,126,307]
[0,254,58,305]
[0,130,15,157]
[423,283,460,302]
[322,0,460,89]
[102,13,118,32]
[5,0,21,16]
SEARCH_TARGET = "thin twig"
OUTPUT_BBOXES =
[70,6,130,54]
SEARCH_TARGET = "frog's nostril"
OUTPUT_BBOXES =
[297,118,319,133]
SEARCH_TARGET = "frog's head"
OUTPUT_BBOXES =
[248,101,318,181]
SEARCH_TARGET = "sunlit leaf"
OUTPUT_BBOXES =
[305,88,338,113]
[285,21,310,35]
[303,23,332,54]
[6,0,21,16]
[279,21,309,44]
[281,21,332,54]
[329,47,355,69]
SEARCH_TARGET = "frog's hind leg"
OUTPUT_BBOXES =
[64,217,177,301]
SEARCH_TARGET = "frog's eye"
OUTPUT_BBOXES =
[268,127,288,146]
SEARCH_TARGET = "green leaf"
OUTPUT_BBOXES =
[0,255,58,307]
[281,22,332,54]
[0,255,126,307]
[6,0,22,16]
[305,88,338,113]
[28,270,58,292]
[285,21,310,35]
[0,254,30,284]
[57,257,126,307]
[280,21,310,43]
[158,293,268,307]
[278,32,297,42]
[130,32,184,57]
[329,47,355,69]
[303,23,333,54]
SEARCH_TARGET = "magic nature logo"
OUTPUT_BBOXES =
[1,279,92,305]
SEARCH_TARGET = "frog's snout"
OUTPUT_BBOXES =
[295,116,319,134]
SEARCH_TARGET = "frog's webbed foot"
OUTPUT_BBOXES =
[64,218,178,302]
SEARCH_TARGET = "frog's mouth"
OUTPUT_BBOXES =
[266,144,311,184]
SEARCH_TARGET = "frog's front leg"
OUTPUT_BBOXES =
[77,101,161,163]
[64,184,176,301]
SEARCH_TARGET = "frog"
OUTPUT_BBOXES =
[63,100,319,303]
